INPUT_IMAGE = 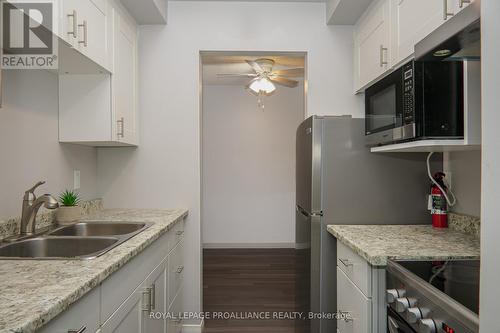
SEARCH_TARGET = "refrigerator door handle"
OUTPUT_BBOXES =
[296,205,323,218]
[296,205,311,218]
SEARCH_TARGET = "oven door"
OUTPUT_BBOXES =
[365,68,405,146]
[387,307,417,333]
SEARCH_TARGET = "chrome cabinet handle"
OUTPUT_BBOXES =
[150,283,156,310]
[68,326,86,333]
[443,0,454,20]
[379,45,388,67]
[141,287,152,313]
[176,265,184,274]
[78,20,88,47]
[459,0,471,8]
[117,117,124,138]
[67,10,77,38]
[339,258,353,267]
[337,310,353,323]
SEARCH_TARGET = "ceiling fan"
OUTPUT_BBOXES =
[217,58,304,96]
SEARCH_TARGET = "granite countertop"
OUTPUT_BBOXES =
[327,224,480,266]
[0,208,188,333]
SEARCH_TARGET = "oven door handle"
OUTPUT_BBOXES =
[388,316,400,333]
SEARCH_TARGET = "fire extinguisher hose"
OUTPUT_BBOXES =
[427,152,456,207]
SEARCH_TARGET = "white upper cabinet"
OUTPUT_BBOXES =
[59,0,139,147]
[112,8,139,145]
[354,0,391,91]
[59,0,111,71]
[354,0,476,93]
[391,0,445,67]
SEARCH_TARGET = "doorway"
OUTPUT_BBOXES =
[200,51,307,332]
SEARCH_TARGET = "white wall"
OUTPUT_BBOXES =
[0,70,98,219]
[444,151,481,217]
[480,0,500,330]
[202,85,304,248]
[97,0,362,323]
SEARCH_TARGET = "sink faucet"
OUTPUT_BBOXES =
[20,181,59,235]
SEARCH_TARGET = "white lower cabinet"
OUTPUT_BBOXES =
[337,267,371,333]
[39,218,185,333]
[336,242,386,333]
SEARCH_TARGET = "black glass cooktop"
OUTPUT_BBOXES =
[397,260,480,315]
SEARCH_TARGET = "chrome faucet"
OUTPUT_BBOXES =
[20,181,59,235]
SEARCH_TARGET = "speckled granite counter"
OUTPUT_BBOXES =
[0,208,188,333]
[327,224,480,266]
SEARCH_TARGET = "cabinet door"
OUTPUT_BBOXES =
[337,267,371,333]
[391,0,445,65]
[61,0,109,69]
[100,287,145,333]
[167,287,184,333]
[75,0,109,69]
[112,8,139,145]
[38,288,100,333]
[354,0,391,90]
[143,261,168,333]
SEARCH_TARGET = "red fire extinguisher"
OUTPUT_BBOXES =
[431,172,448,229]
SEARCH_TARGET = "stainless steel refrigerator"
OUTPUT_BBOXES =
[295,116,438,333]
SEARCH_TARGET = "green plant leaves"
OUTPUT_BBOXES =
[59,189,81,207]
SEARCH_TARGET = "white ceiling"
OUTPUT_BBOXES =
[201,53,306,86]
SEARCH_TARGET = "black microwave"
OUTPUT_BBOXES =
[365,60,464,146]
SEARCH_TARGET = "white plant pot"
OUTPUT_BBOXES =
[56,206,83,225]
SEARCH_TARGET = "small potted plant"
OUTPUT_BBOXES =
[56,190,82,225]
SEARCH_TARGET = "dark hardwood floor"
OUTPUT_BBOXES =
[202,248,308,333]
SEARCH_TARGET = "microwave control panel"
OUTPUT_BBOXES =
[402,62,414,125]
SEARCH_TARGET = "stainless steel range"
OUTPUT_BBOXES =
[386,259,479,333]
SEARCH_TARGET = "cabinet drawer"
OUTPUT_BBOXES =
[38,287,100,333]
[167,287,183,333]
[337,267,371,333]
[168,240,184,307]
[337,242,372,297]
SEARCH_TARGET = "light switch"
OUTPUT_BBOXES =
[74,170,81,190]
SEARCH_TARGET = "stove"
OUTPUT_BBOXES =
[386,259,480,333]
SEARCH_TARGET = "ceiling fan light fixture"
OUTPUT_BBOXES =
[249,78,276,95]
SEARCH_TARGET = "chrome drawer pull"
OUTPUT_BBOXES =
[68,326,86,333]
[339,258,354,267]
[67,10,77,38]
[78,20,88,47]
[141,287,152,313]
[443,0,454,20]
[459,0,471,8]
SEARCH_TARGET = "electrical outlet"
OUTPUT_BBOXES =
[74,170,81,190]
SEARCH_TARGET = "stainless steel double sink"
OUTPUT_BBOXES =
[0,222,152,260]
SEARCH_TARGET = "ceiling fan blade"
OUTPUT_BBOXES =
[269,77,299,88]
[217,73,258,78]
[246,60,264,73]
[271,68,304,77]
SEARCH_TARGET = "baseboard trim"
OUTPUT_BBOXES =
[202,242,295,249]
[182,319,204,333]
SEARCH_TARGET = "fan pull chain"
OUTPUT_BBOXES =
[258,91,265,111]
